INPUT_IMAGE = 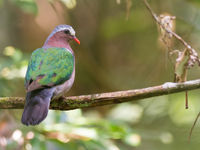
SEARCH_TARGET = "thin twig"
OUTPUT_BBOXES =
[185,90,188,109]
[144,0,193,51]
[0,79,200,110]
[143,0,200,140]
[188,111,200,142]
[144,0,200,69]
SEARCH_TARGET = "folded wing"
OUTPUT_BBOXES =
[25,48,74,92]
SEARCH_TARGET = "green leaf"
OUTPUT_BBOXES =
[60,0,77,9]
[10,0,38,15]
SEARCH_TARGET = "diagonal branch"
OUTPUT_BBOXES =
[0,79,200,110]
[144,0,193,50]
[143,0,200,66]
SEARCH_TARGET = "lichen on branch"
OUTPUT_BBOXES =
[0,79,200,110]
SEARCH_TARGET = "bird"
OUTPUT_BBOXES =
[21,25,80,126]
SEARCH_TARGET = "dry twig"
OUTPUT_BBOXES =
[143,0,200,69]
[143,0,200,140]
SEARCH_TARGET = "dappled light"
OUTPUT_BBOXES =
[1,0,200,149]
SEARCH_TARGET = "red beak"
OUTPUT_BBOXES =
[73,37,80,45]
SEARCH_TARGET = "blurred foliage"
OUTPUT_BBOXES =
[9,0,38,15]
[1,0,200,150]
[0,46,28,96]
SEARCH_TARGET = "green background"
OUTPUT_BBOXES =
[0,0,200,149]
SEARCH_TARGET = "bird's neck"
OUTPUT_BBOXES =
[43,34,74,54]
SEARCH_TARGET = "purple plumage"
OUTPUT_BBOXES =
[21,25,80,126]
[21,89,54,125]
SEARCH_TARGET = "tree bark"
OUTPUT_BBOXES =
[0,79,200,110]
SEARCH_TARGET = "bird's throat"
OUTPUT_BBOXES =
[43,36,73,53]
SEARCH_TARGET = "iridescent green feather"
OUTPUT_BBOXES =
[25,47,74,87]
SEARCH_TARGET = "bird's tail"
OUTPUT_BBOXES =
[21,88,54,126]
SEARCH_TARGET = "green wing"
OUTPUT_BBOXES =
[25,47,74,91]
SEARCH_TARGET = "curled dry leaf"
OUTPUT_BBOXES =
[143,0,200,139]
[156,14,200,79]
[159,14,176,38]
[174,49,189,82]
[158,14,176,49]
[187,48,200,68]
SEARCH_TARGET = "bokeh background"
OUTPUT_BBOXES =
[1,0,200,149]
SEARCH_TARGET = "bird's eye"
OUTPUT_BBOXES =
[64,30,70,34]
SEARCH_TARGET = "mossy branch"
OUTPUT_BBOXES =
[1,79,200,110]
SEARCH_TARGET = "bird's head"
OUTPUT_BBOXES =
[44,25,80,48]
